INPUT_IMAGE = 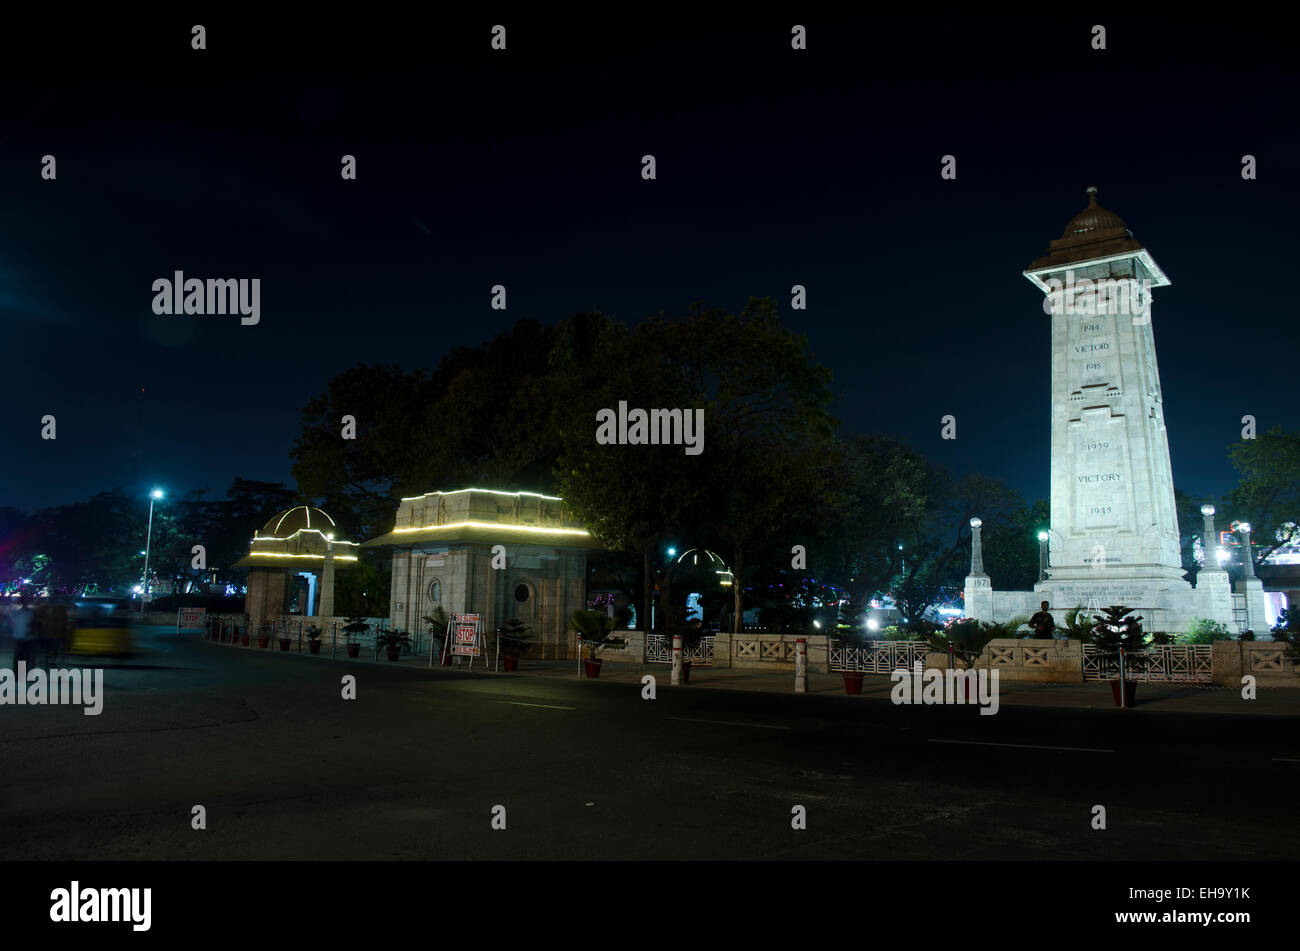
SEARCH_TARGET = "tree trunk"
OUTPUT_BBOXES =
[642,547,653,636]
[732,546,744,634]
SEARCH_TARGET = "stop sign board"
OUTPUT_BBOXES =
[451,613,481,656]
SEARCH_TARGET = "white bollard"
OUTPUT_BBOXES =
[671,634,683,685]
[795,637,807,693]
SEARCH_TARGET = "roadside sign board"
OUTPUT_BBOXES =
[452,613,481,656]
[177,607,206,632]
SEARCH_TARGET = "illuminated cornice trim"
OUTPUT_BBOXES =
[1023,248,1170,293]
[399,487,563,502]
[391,520,589,537]
[245,553,359,561]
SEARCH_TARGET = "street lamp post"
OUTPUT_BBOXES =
[1037,531,1049,582]
[141,489,164,616]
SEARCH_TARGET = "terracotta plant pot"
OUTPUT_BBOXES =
[241,634,250,646]
[681,661,691,684]
[385,646,401,662]
[278,638,291,651]
[842,671,866,695]
[502,654,519,672]
[346,643,361,658]
[442,651,454,666]
[308,640,321,654]
[257,636,270,649]
[1110,679,1138,707]
[584,658,602,678]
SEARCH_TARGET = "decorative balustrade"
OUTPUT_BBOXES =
[827,640,929,673]
[645,634,714,666]
[1082,644,1212,683]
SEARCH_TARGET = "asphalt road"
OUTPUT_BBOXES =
[1,625,1296,860]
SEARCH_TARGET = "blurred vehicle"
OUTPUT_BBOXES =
[67,603,133,658]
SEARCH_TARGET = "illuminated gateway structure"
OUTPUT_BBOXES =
[963,187,1263,634]
[361,488,601,658]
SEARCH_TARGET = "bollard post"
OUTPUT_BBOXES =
[671,634,683,685]
[795,637,807,693]
[331,620,337,658]
[1118,647,1127,708]
[577,637,583,678]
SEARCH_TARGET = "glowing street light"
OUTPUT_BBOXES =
[141,488,165,615]
[1037,530,1049,582]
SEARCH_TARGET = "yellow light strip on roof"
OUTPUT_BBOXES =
[246,553,359,561]
[391,520,589,537]
[399,487,563,502]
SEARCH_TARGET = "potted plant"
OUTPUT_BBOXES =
[672,620,707,684]
[833,596,870,694]
[377,629,410,662]
[240,622,250,647]
[342,617,369,659]
[278,630,292,651]
[256,622,271,649]
[423,607,449,663]
[1089,605,1145,706]
[497,617,533,672]
[926,617,1014,700]
[571,609,623,678]
[306,624,323,654]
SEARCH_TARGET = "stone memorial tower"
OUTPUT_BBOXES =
[966,187,1236,632]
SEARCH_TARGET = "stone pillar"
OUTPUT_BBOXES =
[319,543,335,619]
[964,517,993,622]
[1239,524,1256,579]
[1234,524,1269,634]
[1201,505,1217,569]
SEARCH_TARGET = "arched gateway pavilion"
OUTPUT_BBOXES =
[360,488,603,658]
[232,505,360,632]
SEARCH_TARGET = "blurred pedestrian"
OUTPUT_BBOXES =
[10,595,38,670]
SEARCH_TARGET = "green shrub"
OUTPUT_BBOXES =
[1183,617,1230,644]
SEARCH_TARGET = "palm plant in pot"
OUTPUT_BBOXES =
[570,608,623,678]
[674,620,707,684]
[1089,605,1145,706]
[497,617,533,672]
[833,596,870,694]
[306,624,323,654]
[926,617,1012,700]
[377,629,410,662]
[342,617,369,659]
[423,607,450,665]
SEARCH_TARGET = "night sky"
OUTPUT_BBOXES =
[3,11,1297,512]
